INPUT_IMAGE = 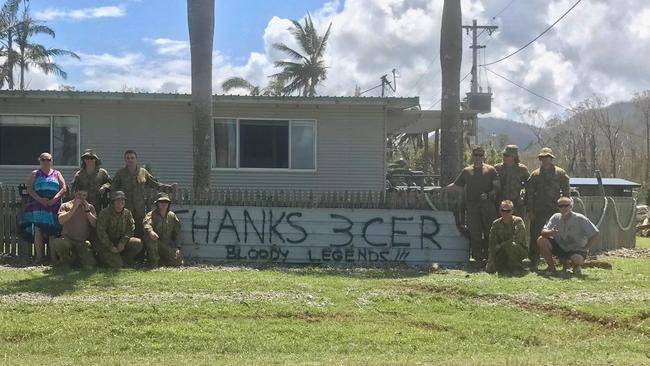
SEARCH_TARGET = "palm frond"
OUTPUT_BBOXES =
[221,76,258,95]
[272,43,306,61]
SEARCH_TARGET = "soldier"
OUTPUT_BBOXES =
[71,149,111,211]
[51,188,97,270]
[527,147,570,268]
[445,146,500,263]
[143,192,183,268]
[111,150,177,238]
[95,191,143,268]
[486,200,528,274]
[494,145,529,217]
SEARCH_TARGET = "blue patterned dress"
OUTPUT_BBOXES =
[20,169,63,241]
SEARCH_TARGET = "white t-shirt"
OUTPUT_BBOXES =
[544,212,599,252]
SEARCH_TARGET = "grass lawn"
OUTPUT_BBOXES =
[1,243,649,365]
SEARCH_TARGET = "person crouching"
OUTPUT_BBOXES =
[51,188,97,270]
[95,191,143,268]
[143,192,183,268]
[486,200,528,274]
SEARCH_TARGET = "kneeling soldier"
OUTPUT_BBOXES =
[486,200,528,274]
[143,192,183,267]
[95,191,143,268]
[52,188,97,270]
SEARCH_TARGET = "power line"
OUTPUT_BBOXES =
[481,0,583,67]
[492,0,517,20]
[484,67,569,110]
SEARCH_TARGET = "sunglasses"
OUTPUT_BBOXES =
[82,156,95,160]
[500,208,512,212]
[558,204,571,208]
[40,158,52,162]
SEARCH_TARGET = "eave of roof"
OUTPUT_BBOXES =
[0,90,419,108]
[570,178,641,187]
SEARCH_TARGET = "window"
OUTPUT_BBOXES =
[0,115,80,166]
[212,118,316,170]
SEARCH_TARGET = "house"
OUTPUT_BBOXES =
[0,91,441,192]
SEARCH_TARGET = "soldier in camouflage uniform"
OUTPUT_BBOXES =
[71,149,111,211]
[52,188,98,270]
[94,191,143,268]
[526,147,570,267]
[446,146,500,262]
[110,150,176,238]
[487,200,528,274]
[143,192,183,267]
[494,145,529,217]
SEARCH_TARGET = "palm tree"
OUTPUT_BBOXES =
[187,0,214,194]
[221,76,261,96]
[0,0,20,89]
[271,15,331,97]
[15,3,80,90]
[221,75,287,96]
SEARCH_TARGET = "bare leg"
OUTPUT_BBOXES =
[570,254,584,275]
[537,237,555,271]
[34,227,44,263]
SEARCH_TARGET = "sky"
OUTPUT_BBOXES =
[13,0,650,120]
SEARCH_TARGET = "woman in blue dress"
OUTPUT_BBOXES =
[20,152,67,264]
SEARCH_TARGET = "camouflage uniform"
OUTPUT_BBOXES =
[95,193,143,268]
[487,216,528,273]
[111,166,173,238]
[527,148,570,263]
[495,145,529,217]
[143,193,182,267]
[71,149,111,211]
[453,147,499,262]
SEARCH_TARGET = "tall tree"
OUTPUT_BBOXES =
[187,0,214,194]
[439,0,462,185]
[15,2,80,90]
[633,90,650,183]
[0,0,20,89]
[271,15,331,97]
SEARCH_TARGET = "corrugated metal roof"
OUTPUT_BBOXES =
[0,90,419,108]
[570,178,641,187]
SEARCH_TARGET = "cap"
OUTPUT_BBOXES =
[155,192,172,203]
[502,144,519,157]
[537,147,555,159]
[110,191,127,201]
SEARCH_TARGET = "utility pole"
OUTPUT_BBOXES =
[462,20,497,94]
[462,20,497,144]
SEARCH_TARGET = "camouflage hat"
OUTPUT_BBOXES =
[155,192,172,203]
[110,190,127,202]
[537,147,555,159]
[80,149,98,159]
[502,144,519,157]
[471,146,485,155]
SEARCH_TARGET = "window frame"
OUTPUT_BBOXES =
[211,117,317,172]
[0,113,81,168]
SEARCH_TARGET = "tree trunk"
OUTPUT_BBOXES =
[439,0,463,185]
[646,113,649,183]
[187,0,215,194]
[7,30,14,90]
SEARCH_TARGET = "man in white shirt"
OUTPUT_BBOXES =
[537,197,599,276]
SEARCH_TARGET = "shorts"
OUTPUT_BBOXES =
[549,238,586,260]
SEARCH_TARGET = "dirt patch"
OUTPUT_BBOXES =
[603,248,650,259]
[0,291,327,306]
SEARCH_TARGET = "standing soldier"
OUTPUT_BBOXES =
[111,150,177,238]
[95,191,143,268]
[527,147,570,269]
[494,145,529,217]
[445,146,500,263]
[71,149,111,212]
[143,192,183,268]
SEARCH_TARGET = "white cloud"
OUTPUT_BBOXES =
[35,6,125,21]
[146,38,190,56]
[19,0,650,122]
